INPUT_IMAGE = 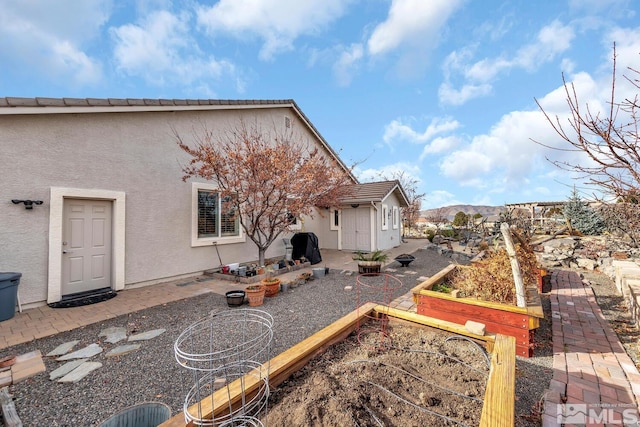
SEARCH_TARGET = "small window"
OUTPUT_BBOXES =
[392,206,399,229]
[192,183,244,247]
[330,208,340,231]
[287,211,302,230]
[381,205,388,230]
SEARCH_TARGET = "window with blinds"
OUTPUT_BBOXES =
[197,191,239,238]
[220,195,239,237]
[198,190,218,237]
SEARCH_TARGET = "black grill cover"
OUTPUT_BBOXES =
[291,232,322,265]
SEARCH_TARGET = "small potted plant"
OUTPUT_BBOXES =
[245,284,265,306]
[353,250,388,274]
[261,277,281,297]
[298,272,311,283]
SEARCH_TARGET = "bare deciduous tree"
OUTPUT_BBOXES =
[175,120,355,266]
[376,170,425,237]
[535,45,640,245]
[426,207,449,236]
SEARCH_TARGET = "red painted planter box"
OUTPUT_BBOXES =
[411,264,544,357]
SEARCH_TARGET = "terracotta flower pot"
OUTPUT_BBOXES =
[261,278,281,297]
[245,285,265,307]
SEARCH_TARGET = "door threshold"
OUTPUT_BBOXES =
[49,287,117,309]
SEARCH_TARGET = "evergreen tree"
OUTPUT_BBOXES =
[452,211,469,227]
[563,188,605,235]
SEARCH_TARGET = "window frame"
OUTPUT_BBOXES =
[330,208,340,231]
[191,182,244,247]
[287,211,302,231]
[381,204,389,230]
[392,206,399,229]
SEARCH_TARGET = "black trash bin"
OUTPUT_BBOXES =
[0,272,21,322]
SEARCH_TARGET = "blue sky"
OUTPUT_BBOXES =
[1,0,639,209]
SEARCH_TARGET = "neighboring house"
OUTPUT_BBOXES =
[1,97,406,309]
[414,217,429,228]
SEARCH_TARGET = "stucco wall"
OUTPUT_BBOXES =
[296,208,338,250]
[377,192,403,251]
[0,106,333,305]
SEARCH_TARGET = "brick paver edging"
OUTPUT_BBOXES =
[543,270,640,426]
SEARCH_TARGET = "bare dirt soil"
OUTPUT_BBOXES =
[263,321,490,427]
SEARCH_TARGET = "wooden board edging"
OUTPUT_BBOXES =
[373,305,496,351]
[161,303,515,427]
[160,302,377,427]
[413,263,545,320]
[480,334,516,427]
[411,263,456,303]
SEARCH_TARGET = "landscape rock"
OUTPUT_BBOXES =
[128,329,166,342]
[106,344,141,357]
[56,343,102,361]
[99,326,127,344]
[57,362,102,383]
[49,359,87,380]
[46,340,79,357]
[465,320,486,336]
[576,258,597,271]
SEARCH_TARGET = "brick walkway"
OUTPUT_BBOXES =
[543,270,640,426]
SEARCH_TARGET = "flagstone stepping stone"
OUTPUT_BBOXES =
[56,343,102,361]
[49,359,87,380]
[46,340,80,357]
[128,329,165,342]
[58,362,102,383]
[106,344,141,358]
[99,326,127,343]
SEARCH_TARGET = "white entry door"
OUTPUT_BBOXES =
[341,207,371,252]
[62,199,112,295]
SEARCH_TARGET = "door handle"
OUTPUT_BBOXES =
[62,250,73,254]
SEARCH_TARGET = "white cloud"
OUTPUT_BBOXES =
[383,117,461,146]
[111,10,240,89]
[438,108,568,189]
[0,0,110,86]
[438,82,492,106]
[439,20,575,106]
[356,162,423,184]
[604,26,640,71]
[465,57,511,82]
[437,44,640,194]
[367,0,463,56]
[364,0,464,79]
[196,0,352,61]
[514,20,574,71]
[332,43,364,87]
[420,135,461,158]
[422,190,459,210]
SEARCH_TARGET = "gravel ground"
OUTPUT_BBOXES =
[580,269,640,368]
[1,248,636,426]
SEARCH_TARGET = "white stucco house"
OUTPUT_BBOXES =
[1,97,408,309]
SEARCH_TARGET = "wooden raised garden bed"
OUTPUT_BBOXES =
[160,302,516,427]
[411,264,544,358]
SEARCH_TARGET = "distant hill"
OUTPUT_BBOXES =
[421,205,504,221]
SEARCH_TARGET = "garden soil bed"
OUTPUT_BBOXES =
[263,321,490,427]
